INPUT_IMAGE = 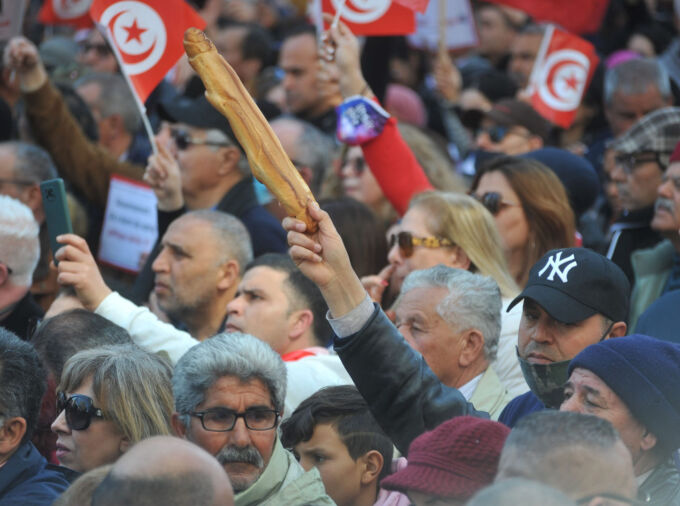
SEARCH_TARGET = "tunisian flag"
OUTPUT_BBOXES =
[322,0,415,35]
[39,0,94,29]
[90,0,204,104]
[527,26,599,129]
[486,0,609,35]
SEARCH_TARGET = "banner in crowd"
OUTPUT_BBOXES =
[527,25,598,129]
[486,0,609,35]
[0,0,26,41]
[321,0,416,35]
[98,175,158,273]
[408,0,477,52]
[90,0,205,104]
[38,0,94,28]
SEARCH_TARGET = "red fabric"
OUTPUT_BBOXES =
[487,0,609,35]
[321,0,415,36]
[361,116,433,216]
[281,349,317,362]
[393,0,430,14]
[529,27,599,129]
[90,0,205,103]
[39,0,94,29]
[670,140,680,163]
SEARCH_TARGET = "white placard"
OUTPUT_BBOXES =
[99,175,158,273]
[408,0,478,51]
[0,0,25,42]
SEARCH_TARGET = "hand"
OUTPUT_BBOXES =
[55,234,112,311]
[3,36,48,93]
[361,263,395,304]
[321,14,370,98]
[283,202,367,317]
[144,142,184,211]
[433,50,461,103]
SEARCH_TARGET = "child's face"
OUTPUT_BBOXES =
[294,423,367,506]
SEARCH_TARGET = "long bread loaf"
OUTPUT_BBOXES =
[183,27,318,232]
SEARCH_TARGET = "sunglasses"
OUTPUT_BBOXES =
[474,191,518,215]
[56,392,104,431]
[170,129,231,151]
[477,125,530,144]
[342,156,366,174]
[388,231,453,258]
[81,42,110,56]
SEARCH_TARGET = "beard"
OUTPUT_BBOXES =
[215,445,265,492]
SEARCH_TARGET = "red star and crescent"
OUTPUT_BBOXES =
[563,73,581,91]
[123,18,147,44]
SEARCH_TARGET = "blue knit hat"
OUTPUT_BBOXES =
[568,335,680,450]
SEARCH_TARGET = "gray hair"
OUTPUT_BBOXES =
[181,210,253,273]
[401,265,502,361]
[0,141,58,183]
[468,478,577,506]
[0,195,40,286]
[173,333,287,427]
[204,128,251,177]
[604,58,671,105]
[75,73,141,134]
[270,116,335,195]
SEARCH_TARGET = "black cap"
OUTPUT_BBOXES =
[158,95,243,152]
[485,99,553,142]
[507,248,630,324]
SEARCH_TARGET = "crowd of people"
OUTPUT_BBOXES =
[2,0,680,504]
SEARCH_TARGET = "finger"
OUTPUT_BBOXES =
[282,216,306,233]
[55,244,91,264]
[56,233,90,254]
[377,263,396,281]
[289,245,322,263]
[361,275,389,288]
[287,230,321,252]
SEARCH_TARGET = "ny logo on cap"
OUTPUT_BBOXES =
[538,252,577,283]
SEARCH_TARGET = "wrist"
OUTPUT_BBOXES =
[86,286,113,312]
[320,270,368,318]
[157,195,184,212]
[340,69,369,98]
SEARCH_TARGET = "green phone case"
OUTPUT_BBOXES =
[40,178,74,264]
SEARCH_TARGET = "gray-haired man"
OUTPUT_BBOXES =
[170,332,334,506]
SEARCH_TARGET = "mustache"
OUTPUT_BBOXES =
[215,445,264,469]
[521,342,559,362]
[655,197,675,214]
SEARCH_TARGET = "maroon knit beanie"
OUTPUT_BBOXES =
[670,140,680,164]
[380,416,510,500]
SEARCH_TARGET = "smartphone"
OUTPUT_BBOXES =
[40,178,73,264]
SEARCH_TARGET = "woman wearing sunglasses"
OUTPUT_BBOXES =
[380,191,527,397]
[470,156,575,288]
[51,344,174,472]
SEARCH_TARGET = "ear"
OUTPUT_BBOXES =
[640,428,658,453]
[448,245,471,270]
[288,309,314,341]
[23,184,44,223]
[0,418,27,456]
[458,328,485,368]
[216,260,240,292]
[119,436,131,455]
[0,263,9,286]
[528,136,544,151]
[171,412,188,438]
[359,450,384,486]
[217,147,241,176]
[607,321,627,338]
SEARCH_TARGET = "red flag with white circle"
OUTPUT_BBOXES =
[89,0,205,104]
[39,0,94,28]
[321,0,415,35]
[528,26,599,129]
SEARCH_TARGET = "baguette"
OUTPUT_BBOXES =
[183,27,318,232]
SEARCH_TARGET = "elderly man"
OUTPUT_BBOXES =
[283,204,629,453]
[629,142,680,327]
[561,334,680,504]
[496,411,637,505]
[394,266,511,419]
[0,196,42,340]
[0,328,69,503]
[151,210,252,340]
[607,107,680,283]
[91,436,234,506]
[171,332,334,505]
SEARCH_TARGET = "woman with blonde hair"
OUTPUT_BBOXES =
[51,344,173,472]
[370,191,526,397]
[470,156,575,288]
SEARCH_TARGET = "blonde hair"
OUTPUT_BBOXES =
[409,191,519,298]
[59,345,174,443]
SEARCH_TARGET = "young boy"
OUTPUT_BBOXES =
[281,385,405,506]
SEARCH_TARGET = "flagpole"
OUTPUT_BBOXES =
[438,0,447,55]
[96,23,158,156]
[525,23,554,97]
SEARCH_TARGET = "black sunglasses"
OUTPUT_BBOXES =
[474,191,517,215]
[171,129,231,151]
[56,392,104,431]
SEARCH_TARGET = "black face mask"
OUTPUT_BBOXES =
[517,348,571,409]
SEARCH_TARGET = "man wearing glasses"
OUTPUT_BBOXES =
[607,106,680,284]
[171,332,334,505]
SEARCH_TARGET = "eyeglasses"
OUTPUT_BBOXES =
[191,408,280,432]
[81,42,110,56]
[615,151,669,175]
[388,231,453,258]
[342,156,366,174]
[170,129,231,151]
[474,191,519,215]
[56,392,104,431]
[477,125,529,144]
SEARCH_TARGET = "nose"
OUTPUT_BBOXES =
[527,317,555,345]
[560,394,582,413]
[152,247,169,274]
[226,293,245,316]
[51,409,70,435]
[475,131,493,150]
[609,160,627,183]
[386,240,403,266]
[658,178,672,198]
[228,417,252,448]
